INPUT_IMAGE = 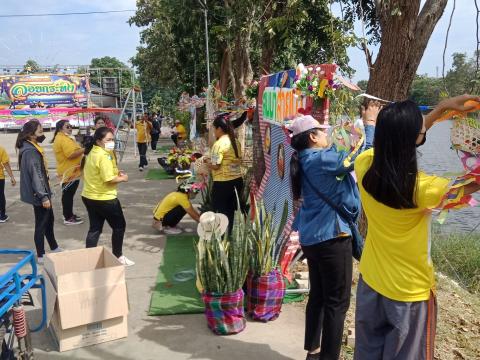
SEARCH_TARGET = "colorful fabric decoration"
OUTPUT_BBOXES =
[330,120,365,169]
[202,289,246,335]
[433,107,480,221]
[246,269,285,322]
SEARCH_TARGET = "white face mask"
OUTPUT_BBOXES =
[105,141,115,151]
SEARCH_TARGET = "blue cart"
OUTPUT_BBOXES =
[0,249,47,359]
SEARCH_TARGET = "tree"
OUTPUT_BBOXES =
[445,52,477,96]
[89,56,133,91]
[409,75,443,106]
[342,0,448,100]
[130,0,356,104]
[22,59,41,74]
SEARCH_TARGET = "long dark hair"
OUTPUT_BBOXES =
[362,100,423,209]
[51,120,69,143]
[81,127,114,169]
[289,128,321,201]
[16,120,40,150]
[94,116,105,126]
[213,114,239,158]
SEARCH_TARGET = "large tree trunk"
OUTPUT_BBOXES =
[367,0,448,100]
[233,27,254,99]
[219,45,233,96]
[260,39,275,75]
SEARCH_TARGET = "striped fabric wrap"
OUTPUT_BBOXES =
[202,289,246,335]
[246,268,286,322]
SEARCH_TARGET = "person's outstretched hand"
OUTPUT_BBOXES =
[362,101,382,126]
[439,94,480,112]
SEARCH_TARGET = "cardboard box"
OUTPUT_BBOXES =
[44,247,129,352]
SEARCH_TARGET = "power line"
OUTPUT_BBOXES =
[0,9,135,18]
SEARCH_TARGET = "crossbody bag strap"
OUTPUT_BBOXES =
[300,168,353,223]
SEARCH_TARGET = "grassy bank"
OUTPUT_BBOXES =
[432,232,480,294]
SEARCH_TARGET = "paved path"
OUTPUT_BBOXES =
[0,132,305,360]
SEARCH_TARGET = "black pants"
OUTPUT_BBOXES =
[171,134,178,146]
[61,180,79,219]
[0,179,5,216]
[301,237,353,359]
[162,206,186,227]
[151,133,159,150]
[137,142,148,167]
[82,197,126,257]
[211,177,244,233]
[33,205,59,258]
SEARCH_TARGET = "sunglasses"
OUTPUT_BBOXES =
[64,125,72,129]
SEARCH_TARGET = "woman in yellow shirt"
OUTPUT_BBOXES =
[353,95,480,360]
[81,127,134,266]
[208,113,243,233]
[52,120,85,225]
[135,114,152,171]
[152,180,201,234]
[171,120,187,146]
[0,145,16,222]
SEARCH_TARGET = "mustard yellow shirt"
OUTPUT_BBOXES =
[210,135,242,182]
[53,132,82,177]
[82,145,119,201]
[136,121,152,143]
[355,148,451,302]
[153,192,191,220]
[176,124,187,140]
[0,146,9,180]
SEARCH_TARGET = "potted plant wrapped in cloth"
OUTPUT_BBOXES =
[195,209,250,335]
[246,199,288,322]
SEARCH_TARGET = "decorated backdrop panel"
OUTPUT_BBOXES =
[254,66,336,276]
[0,74,89,107]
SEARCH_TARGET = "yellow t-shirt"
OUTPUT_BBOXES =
[82,145,119,201]
[53,132,82,177]
[355,148,451,302]
[136,121,152,143]
[210,135,242,182]
[0,146,9,180]
[176,124,187,140]
[153,192,191,220]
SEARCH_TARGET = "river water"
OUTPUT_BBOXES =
[419,121,480,233]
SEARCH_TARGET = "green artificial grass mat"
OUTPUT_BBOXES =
[145,168,175,180]
[283,279,306,304]
[148,235,204,315]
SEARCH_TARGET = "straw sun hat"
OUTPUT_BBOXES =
[197,212,229,240]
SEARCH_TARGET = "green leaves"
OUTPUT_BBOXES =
[195,200,251,294]
[249,199,289,277]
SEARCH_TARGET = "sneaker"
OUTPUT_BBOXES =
[139,166,144,172]
[37,257,44,264]
[51,247,64,253]
[64,217,84,225]
[163,226,183,235]
[152,219,163,232]
[0,215,9,223]
[73,214,83,221]
[118,255,135,267]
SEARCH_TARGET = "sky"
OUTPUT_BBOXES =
[0,1,476,82]
[348,1,478,81]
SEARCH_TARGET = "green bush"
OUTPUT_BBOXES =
[432,232,480,294]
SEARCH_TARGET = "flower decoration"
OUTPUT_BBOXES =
[166,147,199,170]
[293,63,340,104]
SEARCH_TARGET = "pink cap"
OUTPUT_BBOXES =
[287,115,330,137]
